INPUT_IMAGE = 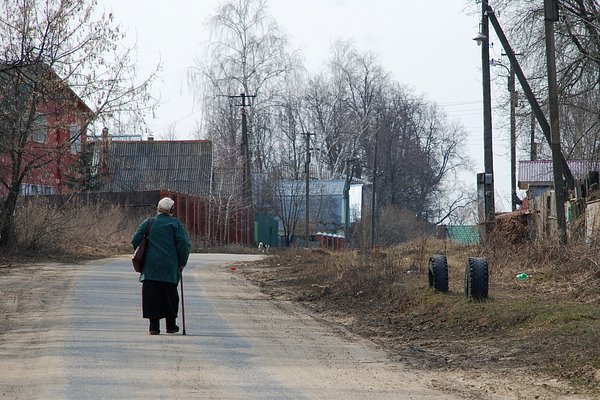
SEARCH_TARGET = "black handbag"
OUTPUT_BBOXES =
[132,218,155,273]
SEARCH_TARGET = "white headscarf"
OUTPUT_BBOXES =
[157,197,175,214]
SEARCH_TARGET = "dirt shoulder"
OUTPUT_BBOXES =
[0,260,84,398]
[237,247,600,399]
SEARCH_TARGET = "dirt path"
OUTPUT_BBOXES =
[0,256,592,399]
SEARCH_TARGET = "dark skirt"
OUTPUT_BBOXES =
[142,280,179,319]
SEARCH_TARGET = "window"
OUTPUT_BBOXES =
[20,184,55,196]
[69,124,81,154]
[31,115,49,143]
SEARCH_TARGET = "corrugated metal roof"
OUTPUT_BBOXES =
[95,140,213,196]
[280,179,346,196]
[519,160,600,186]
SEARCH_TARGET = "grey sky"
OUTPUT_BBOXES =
[100,0,515,211]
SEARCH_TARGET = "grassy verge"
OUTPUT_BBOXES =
[242,241,600,392]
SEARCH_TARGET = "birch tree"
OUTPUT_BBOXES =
[190,0,301,173]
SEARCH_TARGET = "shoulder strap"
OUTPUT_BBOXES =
[144,217,155,237]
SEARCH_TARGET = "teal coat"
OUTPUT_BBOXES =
[131,213,190,284]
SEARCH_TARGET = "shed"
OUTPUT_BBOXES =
[276,179,363,233]
[519,160,600,197]
[92,139,213,196]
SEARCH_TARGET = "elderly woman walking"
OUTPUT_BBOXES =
[131,197,190,335]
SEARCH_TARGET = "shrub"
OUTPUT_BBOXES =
[13,196,137,257]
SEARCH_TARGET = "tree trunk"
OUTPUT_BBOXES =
[0,183,21,249]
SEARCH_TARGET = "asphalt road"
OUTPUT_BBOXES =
[12,254,465,399]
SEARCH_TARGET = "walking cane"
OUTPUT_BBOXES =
[180,269,186,335]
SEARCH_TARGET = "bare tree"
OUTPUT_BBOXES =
[189,0,301,173]
[329,40,389,176]
[157,122,179,140]
[485,1,600,162]
[190,2,474,237]
[302,73,348,176]
[304,41,470,227]
[0,0,158,248]
[273,178,304,246]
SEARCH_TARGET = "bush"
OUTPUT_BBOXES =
[13,196,137,257]
[348,205,432,247]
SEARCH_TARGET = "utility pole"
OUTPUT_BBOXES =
[487,6,574,189]
[481,0,495,237]
[301,132,315,247]
[230,92,256,244]
[371,127,379,249]
[544,0,567,243]
[509,62,518,211]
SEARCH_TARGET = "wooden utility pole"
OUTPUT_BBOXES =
[530,114,537,161]
[508,62,517,211]
[492,55,519,211]
[230,92,256,245]
[371,127,379,249]
[544,0,567,243]
[481,0,495,236]
[301,132,315,247]
[487,7,574,189]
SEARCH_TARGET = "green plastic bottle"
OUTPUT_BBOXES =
[515,273,529,281]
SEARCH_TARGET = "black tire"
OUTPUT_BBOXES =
[464,257,489,300]
[428,255,449,292]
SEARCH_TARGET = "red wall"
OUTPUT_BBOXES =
[160,190,254,246]
[0,102,87,196]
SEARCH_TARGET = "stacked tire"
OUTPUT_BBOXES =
[428,255,449,292]
[464,257,489,301]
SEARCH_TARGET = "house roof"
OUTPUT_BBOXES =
[41,63,94,118]
[95,140,212,196]
[1,62,93,119]
[518,160,600,188]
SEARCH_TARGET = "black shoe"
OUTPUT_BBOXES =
[149,318,160,335]
[166,325,179,334]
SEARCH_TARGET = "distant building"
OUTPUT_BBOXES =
[518,160,600,197]
[275,179,363,234]
[90,138,212,196]
[0,64,93,197]
[88,138,258,246]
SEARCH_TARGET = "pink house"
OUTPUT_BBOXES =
[0,64,93,197]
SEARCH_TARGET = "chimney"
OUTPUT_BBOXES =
[101,127,109,178]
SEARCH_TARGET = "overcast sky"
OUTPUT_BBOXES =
[99,0,516,211]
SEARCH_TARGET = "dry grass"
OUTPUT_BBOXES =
[485,225,600,303]
[12,197,137,260]
[243,235,600,393]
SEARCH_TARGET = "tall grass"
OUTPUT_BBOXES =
[484,224,600,302]
[253,238,600,389]
[13,197,138,258]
